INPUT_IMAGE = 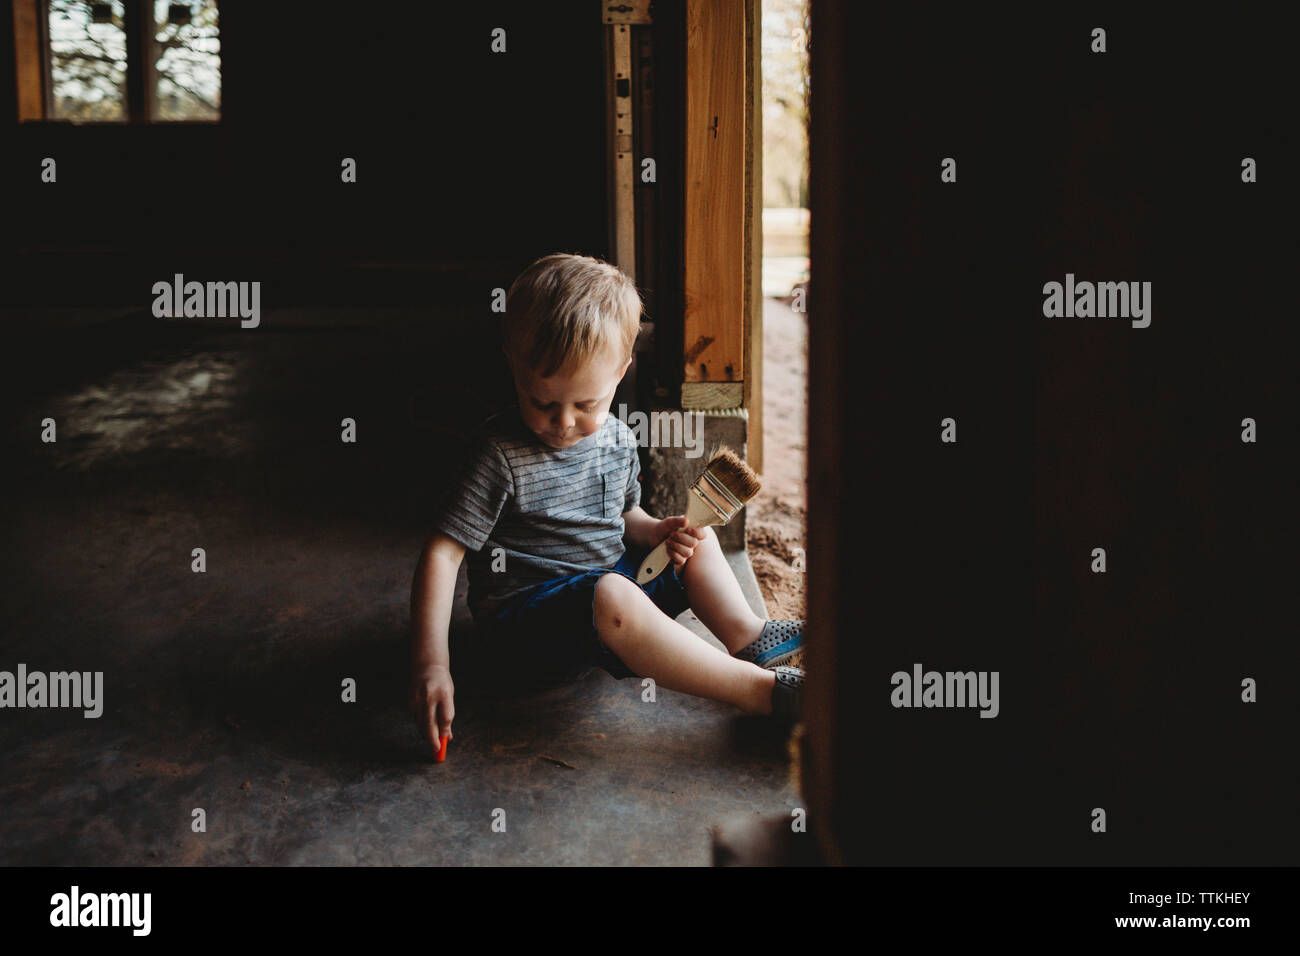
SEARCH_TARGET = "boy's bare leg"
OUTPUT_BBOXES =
[594,573,775,714]
[675,526,767,653]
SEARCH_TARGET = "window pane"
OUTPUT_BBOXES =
[48,0,128,121]
[153,0,221,121]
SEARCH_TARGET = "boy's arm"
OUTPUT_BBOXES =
[624,505,709,569]
[409,532,465,754]
[622,505,662,551]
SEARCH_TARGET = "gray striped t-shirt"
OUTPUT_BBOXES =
[431,402,642,622]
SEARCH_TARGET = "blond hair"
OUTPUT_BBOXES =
[503,254,642,378]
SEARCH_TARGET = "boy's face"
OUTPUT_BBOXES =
[506,343,632,450]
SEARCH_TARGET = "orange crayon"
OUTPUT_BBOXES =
[436,734,449,762]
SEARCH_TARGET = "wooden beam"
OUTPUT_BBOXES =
[681,381,743,409]
[124,0,156,122]
[604,17,637,280]
[743,0,763,470]
[684,0,744,388]
[13,0,44,122]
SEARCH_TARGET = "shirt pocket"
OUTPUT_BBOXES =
[602,466,630,519]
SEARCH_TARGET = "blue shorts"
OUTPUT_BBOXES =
[478,544,692,683]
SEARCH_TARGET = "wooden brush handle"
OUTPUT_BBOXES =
[635,539,675,584]
[636,508,723,584]
[636,477,732,584]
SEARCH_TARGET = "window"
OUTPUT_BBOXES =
[16,0,221,122]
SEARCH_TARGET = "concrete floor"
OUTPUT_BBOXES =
[0,306,798,866]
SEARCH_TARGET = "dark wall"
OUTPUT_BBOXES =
[0,1,15,125]
[810,7,1296,865]
[2,3,614,305]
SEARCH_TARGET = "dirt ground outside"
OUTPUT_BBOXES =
[746,296,807,620]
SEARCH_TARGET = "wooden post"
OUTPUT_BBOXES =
[124,0,156,122]
[743,0,763,471]
[13,0,44,122]
[604,13,638,280]
[684,0,744,405]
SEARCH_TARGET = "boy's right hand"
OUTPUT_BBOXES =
[409,662,455,757]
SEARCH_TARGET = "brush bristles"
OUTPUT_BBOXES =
[704,445,761,502]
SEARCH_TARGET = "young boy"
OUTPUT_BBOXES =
[408,254,806,757]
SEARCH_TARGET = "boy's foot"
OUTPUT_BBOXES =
[735,619,805,670]
[769,665,804,722]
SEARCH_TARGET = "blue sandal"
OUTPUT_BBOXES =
[734,619,805,670]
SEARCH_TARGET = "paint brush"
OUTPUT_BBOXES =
[635,445,761,584]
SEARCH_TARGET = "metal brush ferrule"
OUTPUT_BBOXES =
[695,470,744,523]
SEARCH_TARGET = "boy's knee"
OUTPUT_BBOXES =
[688,524,719,558]
[593,572,647,629]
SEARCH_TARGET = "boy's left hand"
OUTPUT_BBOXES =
[656,515,707,569]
